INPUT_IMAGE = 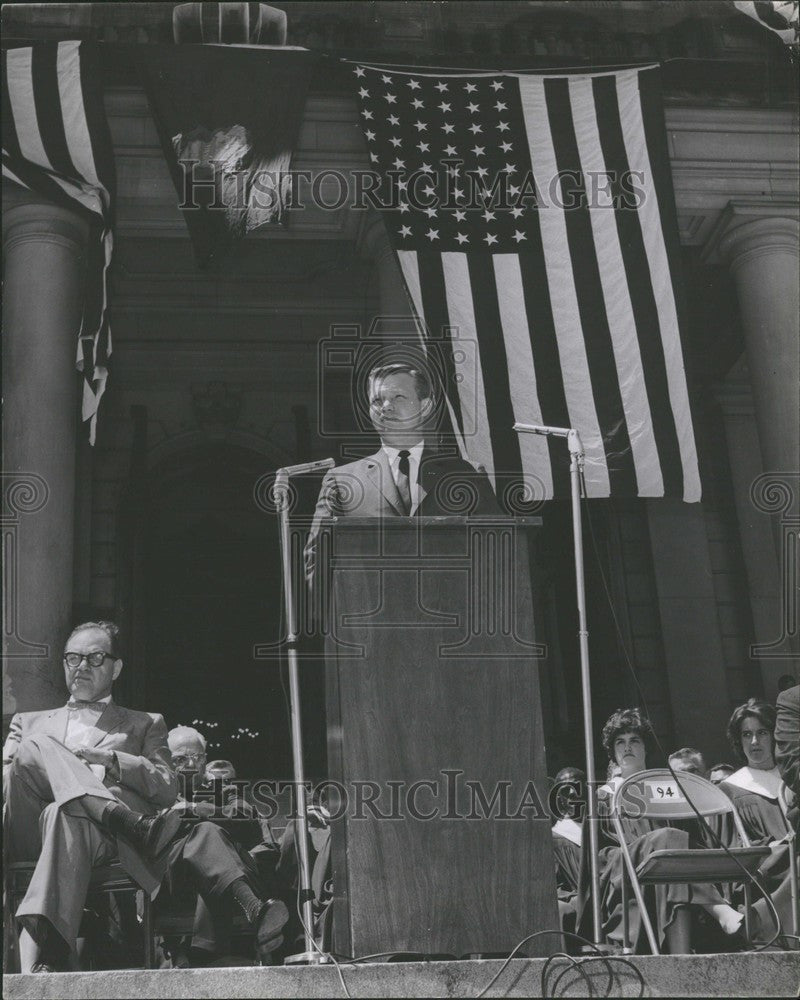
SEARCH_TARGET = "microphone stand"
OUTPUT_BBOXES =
[273,458,335,965]
[513,423,605,948]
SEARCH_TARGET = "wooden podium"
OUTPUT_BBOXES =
[319,516,558,958]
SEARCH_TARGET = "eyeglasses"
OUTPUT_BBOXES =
[172,753,206,766]
[64,651,115,669]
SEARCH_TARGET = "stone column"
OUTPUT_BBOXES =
[707,203,800,491]
[2,183,89,718]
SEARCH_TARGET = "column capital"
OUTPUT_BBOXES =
[701,200,799,267]
[3,181,89,255]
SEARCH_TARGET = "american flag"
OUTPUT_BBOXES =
[353,63,701,502]
[2,41,115,445]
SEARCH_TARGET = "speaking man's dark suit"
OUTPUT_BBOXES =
[305,443,501,578]
[3,703,177,952]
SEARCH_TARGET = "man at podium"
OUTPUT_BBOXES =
[304,361,499,578]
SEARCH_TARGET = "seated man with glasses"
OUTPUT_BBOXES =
[2,620,180,973]
[153,726,287,967]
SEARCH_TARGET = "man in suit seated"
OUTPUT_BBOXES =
[304,360,500,580]
[3,620,180,973]
[155,726,287,966]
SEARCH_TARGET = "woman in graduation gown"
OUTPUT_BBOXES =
[721,698,796,941]
[578,708,747,953]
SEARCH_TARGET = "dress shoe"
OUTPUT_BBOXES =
[128,808,182,857]
[255,898,289,963]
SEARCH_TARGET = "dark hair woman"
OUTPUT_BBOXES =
[577,708,747,953]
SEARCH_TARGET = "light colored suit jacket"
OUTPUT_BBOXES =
[304,445,500,579]
[3,701,178,892]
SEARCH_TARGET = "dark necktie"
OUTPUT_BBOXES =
[397,450,412,515]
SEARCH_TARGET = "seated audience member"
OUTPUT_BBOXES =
[155,726,287,967]
[577,708,749,953]
[551,767,585,933]
[2,621,179,974]
[668,747,708,778]
[607,761,622,782]
[774,684,799,816]
[721,698,796,942]
[709,763,736,785]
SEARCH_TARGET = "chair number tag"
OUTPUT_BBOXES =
[644,779,686,802]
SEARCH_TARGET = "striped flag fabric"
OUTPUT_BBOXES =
[2,41,115,444]
[353,63,701,502]
[733,1,798,46]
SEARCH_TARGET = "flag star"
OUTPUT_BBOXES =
[417,141,430,152]
[464,82,477,92]
[399,225,412,237]
[444,144,458,155]
[435,81,449,92]
[513,230,527,242]
[361,109,373,119]
[438,101,452,112]
[426,228,439,240]
[504,162,517,173]
[388,115,400,126]
[424,206,438,218]
[491,80,504,90]
[355,66,365,77]
[456,232,469,244]
[365,130,376,141]
[397,179,408,191]
[408,79,421,90]
[398,201,410,212]
[511,206,524,218]
[454,209,467,221]
[467,102,480,113]
[442,122,455,134]
[471,145,485,156]
[452,188,465,201]
[447,165,460,177]
[468,123,483,134]
[500,141,513,152]
[382,74,393,83]
[414,120,427,131]
[495,101,507,111]
[385,93,397,103]
[483,209,496,221]
[370,152,379,163]
[393,158,405,169]
[419,162,434,173]
[358,88,369,98]
[389,136,402,147]
[411,98,424,110]
[484,232,498,245]
[509,184,520,196]
[422,185,436,197]
[476,165,488,178]
[497,121,510,132]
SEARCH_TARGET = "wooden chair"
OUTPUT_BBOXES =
[4,861,154,972]
[611,769,770,954]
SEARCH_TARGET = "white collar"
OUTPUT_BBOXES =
[382,441,424,465]
[552,817,582,846]
[724,765,782,800]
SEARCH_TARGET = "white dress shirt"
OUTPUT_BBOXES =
[382,441,424,513]
[64,693,112,751]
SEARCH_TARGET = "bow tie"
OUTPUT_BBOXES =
[67,699,106,711]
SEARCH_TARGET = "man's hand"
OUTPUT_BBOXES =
[75,747,115,767]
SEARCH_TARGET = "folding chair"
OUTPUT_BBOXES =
[611,768,770,954]
[4,861,154,972]
[778,782,799,938]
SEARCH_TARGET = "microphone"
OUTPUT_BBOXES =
[513,423,584,456]
[276,458,335,478]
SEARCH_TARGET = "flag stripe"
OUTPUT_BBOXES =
[520,75,611,497]
[466,251,524,485]
[570,75,664,497]
[32,45,77,180]
[591,72,681,498]
[7,48,53,171]
[618,71,700,501]
[441,252,497,486]
[492,254,554,501]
